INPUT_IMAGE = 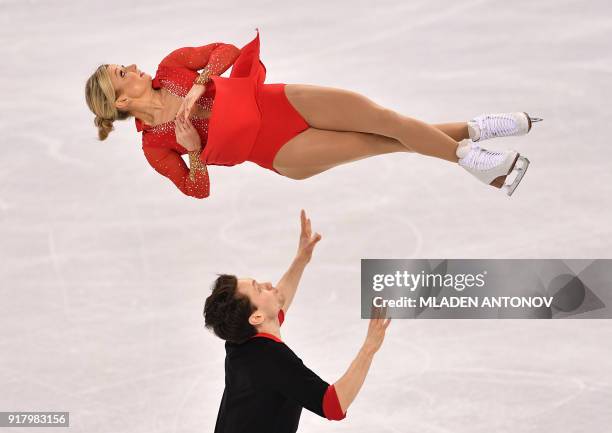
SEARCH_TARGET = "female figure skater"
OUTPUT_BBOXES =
[85,29,541,199]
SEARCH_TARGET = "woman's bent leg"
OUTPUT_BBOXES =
[284,84,463,162]
[273,128,409,180]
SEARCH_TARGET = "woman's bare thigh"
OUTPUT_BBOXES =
[282,83,468,143]
[283,83,393,135]
[273,127,409,180]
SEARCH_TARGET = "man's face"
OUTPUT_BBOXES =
[237,278,285,326]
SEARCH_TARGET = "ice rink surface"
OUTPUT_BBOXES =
[1,0,611,431]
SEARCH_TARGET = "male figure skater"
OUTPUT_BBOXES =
[203,209,391,433]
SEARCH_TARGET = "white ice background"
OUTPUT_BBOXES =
[1,0,611,432]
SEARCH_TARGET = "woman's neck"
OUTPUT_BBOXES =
[129,87,165,126]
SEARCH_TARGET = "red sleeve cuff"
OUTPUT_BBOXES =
[322,384,346,421]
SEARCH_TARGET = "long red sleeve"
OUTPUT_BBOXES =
[159,42,241,75]
[143,147,210,199]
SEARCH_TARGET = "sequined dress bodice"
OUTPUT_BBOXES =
[142,95,212,155]
[135,29,267,199]
[137,70,218,155]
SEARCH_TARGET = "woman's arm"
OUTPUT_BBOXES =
[143,146,210,199]
[160,42,241,75]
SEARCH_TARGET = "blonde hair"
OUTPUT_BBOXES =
[85,64,132,141]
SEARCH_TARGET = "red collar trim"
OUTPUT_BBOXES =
[135,117,144,132]
[250,332,283,343]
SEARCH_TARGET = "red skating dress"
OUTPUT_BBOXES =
[135,29,309,199]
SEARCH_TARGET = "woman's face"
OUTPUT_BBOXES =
[106,64,151,109]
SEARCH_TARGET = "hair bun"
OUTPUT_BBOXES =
[94,115,111,128]
[94,115,114,140]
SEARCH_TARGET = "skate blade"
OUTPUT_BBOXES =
[523,112,543,132]
[503,156,530,196]
[490,152,520,189]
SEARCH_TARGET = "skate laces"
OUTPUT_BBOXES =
[475,113,518,140]
[459,145,506,170]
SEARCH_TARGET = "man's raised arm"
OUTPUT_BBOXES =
[266,306,391,421]
[276,209,322,313]
[333,307,391,413]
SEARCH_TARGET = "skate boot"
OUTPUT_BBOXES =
[468,112,543,142]
[457,142,530,196]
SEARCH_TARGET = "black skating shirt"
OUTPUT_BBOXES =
[213,310,345,433]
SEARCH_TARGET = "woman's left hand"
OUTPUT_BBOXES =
[175,116,202,152]
[175,84,206,123]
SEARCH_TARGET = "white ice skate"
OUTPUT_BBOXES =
[468,112,542,142]
[458,143,530,196]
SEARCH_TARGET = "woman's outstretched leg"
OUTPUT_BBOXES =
[273,128,409,179]
[282,84,539,195]
[284,84,463,162]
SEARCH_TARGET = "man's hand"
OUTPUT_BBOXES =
[362,306,391,355]
[296,209,322,263]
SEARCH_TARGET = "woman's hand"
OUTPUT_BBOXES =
[175,116,201,152]
[175,84,206,123]
[296,209,322,263]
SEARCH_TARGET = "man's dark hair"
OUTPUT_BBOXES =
[204,274,257,344]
